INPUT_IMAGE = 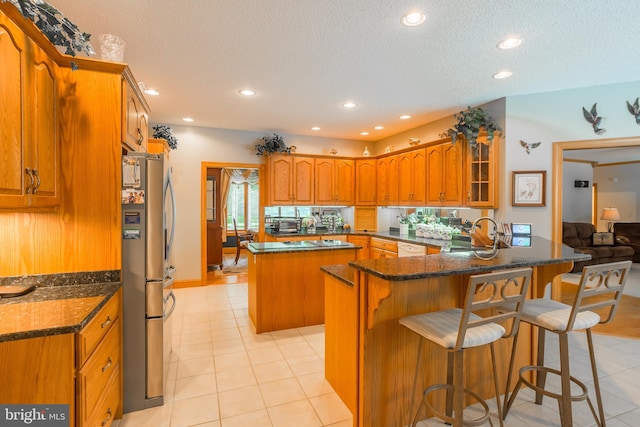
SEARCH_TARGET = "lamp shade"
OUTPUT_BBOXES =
[601,207,620,221]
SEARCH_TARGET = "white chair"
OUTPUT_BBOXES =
[502,260,632,427]
[400,267,532,427]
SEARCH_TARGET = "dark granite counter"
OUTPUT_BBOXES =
[321,264,355,287]
[265,228,465,249]
[247,240,360,255]
[0,270,121,342]
[347,236,589,281]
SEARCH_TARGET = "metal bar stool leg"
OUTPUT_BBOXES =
[534,327,547,405]
[586,329,606,427]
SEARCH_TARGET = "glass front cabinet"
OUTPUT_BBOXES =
[465,134,499,208]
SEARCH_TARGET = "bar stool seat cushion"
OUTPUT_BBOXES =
[520,298,600,331]
[400,308,506,349]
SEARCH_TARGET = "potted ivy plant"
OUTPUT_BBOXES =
[255,133,291,156]
[152,125,178,150]
[2,0,94,68]
[443,106,503,146]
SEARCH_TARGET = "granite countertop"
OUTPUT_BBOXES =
[247,240,360,255]
[347,236,590,281]
[265,229,465,249]
[0,271,121,342]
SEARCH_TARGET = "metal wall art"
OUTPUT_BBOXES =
[626,97,640,124]
[582,103,606,135]
[519,140,541,154]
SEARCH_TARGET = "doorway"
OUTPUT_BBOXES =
[200,161,264,286]
[552,136,640,242]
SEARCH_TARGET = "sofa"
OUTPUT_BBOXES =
[562,222,634,272]
[613,222,640,263]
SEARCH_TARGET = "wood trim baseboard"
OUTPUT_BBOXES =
[173,279,204,289]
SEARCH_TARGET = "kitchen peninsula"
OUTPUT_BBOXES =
[322,236,590,427]
[246,240,359,333]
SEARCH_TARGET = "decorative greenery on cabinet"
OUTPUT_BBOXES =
[443,106,503,146]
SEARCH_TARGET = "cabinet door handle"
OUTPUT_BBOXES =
[101,315,112,329]
[101,357,113,372]
[32,169,41,194]
[137,128,144,145]
[25,168,35,194]
[101,408,113,426]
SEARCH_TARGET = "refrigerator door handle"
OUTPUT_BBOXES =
[164,167,177,261]
[165,265,176,279]
[164,291,176,319]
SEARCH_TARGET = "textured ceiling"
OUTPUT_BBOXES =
[46,0,640,142]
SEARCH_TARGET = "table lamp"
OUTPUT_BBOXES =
[601,207,620,232]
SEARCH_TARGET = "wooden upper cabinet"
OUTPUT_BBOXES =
[375,155,399,206]
[465,134,499,208]
[355,159,376,205]
[123,79,149,152]
[426,142,463,206]
[315,158,354,205]
[0,13,59,209]
[398,148,426,205]
[267,155,314,205]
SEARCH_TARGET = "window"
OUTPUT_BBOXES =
[226,182,259,231]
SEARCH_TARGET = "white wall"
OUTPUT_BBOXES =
[594,163,640,230]
[164,125,366,281]
[562,162,593,222]
[504,80,640,238]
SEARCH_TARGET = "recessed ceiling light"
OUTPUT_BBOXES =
[311,127,321,131]
[144,89,160,96]
[342,102,357,109]
[402,11,426,27]
[183,117,194,122]
[493,70,513,79]
[400,115,411,120]
[360,132,370,136]
[239,89,256,96]
[497,38,522,49]
[374,125,384,130]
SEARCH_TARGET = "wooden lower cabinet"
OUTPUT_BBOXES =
[369,237,397,259]
[347,235,370,260]
[76,290,122,427]
[248,249,357,333]
[0,290,122,427]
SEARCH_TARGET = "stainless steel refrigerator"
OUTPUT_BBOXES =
[121,152,176,412]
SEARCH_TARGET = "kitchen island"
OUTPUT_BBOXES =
[322,236,590,427]
[246,240,359,333]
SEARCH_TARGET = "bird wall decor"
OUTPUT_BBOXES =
[626,97,640,124]
[519,140,541,154]
[582,103,606,134]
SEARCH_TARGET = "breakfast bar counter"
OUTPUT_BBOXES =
[322,237,590,427]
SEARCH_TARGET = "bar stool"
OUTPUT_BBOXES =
[399,267,532,427]
[502,260,632,427]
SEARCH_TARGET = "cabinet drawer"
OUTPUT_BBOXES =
[81,361,120,427]
[77,290,121,365]
[77,317,121,426]
[370,237,397,253]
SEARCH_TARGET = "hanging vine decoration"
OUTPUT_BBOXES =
[582,103,606,135]
[519,140,541,154]
[626,97,640,124]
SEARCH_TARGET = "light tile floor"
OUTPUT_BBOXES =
[115,283,640,427]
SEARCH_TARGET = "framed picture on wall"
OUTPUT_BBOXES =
[512,170,546,207]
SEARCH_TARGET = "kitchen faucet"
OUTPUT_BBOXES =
[470,217,500,250]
